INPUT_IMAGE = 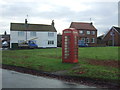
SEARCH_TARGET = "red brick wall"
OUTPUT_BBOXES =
[78,30,97,46]
[103,29,120,46]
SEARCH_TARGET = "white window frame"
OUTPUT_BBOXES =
[48,32,54,37]
[91,31,95,35]
[79,30,84,34]
[48,40,54,45]
[18,31,24,36]
[30,32,36,37]
[91,38,95,43]
[87,31,90,35]
[86,38,90,43]
[81,38,85,41]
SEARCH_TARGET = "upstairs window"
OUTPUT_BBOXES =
[48,32,54,37]
[18,31,24,36]
[91,31,95,35]
[79,30,84,34]
[18,40,24,44]
[30,32,36,37]
[87,31,90,34]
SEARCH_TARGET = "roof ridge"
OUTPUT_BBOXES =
[11,23,51,26]
[70,22,97,30]
[72,22,91,24]
[10,23,57,32]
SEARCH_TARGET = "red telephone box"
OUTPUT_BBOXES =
[62,28,78,63]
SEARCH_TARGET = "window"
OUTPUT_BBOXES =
[81,38,85,41]
[91,31,95,35]
[87,31,90,34]
[79,30,84,34]
[18,31,24,36]
[91,38,95,43]
[86,38,90,43]
[48,40,54,45]
[30,32,36,37]
[48,32,54,37]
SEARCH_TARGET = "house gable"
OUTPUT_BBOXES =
[113,26,120,34]
[103,26,120,39]
[102,26,120,46]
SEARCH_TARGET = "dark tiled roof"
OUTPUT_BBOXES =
[113,26,120,33]
[70,22,97,30]
[10,23,57,32]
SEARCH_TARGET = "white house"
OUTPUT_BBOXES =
[10,20,57,48]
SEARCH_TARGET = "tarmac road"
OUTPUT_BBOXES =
[2,69,97,88]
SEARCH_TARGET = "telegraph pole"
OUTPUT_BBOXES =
[111,29,114,46]
[112,30,114,46]
[25,15,28,42]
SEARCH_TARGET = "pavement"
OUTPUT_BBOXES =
[2,69,97,88]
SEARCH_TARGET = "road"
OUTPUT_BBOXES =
[2,69,97,88]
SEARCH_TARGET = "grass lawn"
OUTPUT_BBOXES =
[2,47,120,81]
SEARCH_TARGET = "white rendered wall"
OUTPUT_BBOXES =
[10,31,57,48]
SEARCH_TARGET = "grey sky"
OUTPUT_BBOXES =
[0,0,119,36]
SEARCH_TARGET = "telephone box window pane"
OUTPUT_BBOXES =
[65,45,68,47]
[65,54,67,56]
[73,31,78,34]
[65,51,68,53]
[65,48,68,50]
[65,36,67,38]
[64,56,67,59]
[64,31,71,33]
[65,39,68,41]
[65,42,68,44]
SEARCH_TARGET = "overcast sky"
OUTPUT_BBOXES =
[0,0,119,36]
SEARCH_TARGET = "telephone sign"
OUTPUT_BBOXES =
[62,28,78,63]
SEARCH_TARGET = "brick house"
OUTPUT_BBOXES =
[70,22,97,46]
[102,26,120,46]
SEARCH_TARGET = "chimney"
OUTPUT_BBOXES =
[51,20,54,26]
[25,19,28,24]
[90,22,93,25]
[4,31,7,35]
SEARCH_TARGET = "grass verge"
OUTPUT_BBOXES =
[2,47,120,81]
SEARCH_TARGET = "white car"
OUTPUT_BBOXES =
[2,41,8,47]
